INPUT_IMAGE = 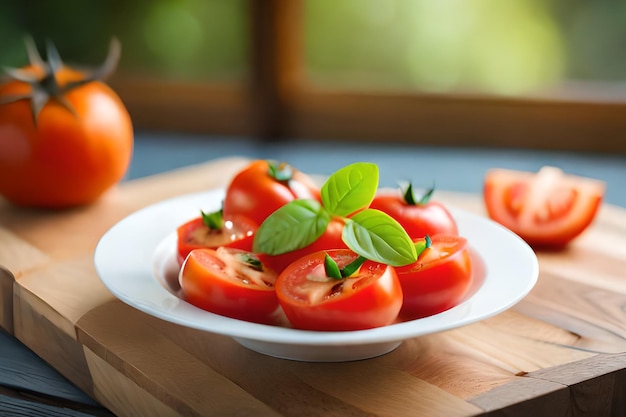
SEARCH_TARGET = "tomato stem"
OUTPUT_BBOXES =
[403,182,435,206]
[415,235,432,257]
[201,209,223,230]
[267,160,294,182]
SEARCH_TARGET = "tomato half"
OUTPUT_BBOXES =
[395,235,472,320]
[257,219,347,274]
[179,247,279,324]
[275,249,403,331]
[176,214,256,265]
[484,167,605,248]
[0,44,133,208]
[370,187,458,239]
[222,160,320,226]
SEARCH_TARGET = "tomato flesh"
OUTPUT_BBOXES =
[179,247,279,324]
[176,215,256,265]
[484,167,605,248]
[395,235,472,320]
[276,249,403,331]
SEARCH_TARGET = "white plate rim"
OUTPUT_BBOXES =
[94,189,539,348]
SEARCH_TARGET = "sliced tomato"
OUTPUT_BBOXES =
[370,185,458,238]
[395,235,472,320]
[176,214,256,265]
[484,166,605,248]
[275,249,403,331]
[179,247,279,324]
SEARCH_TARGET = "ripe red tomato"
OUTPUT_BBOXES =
[176,214,256,265]
[222,160,320,226]
[370,185,458,239]
[0,45,133,208]
[484,167,605,248]
[275,249,403,331]
[257,219,347,274]
[179,247,279,325]
[395,235,472,320]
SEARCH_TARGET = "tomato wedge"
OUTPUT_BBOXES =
[176,214,256,265]
[179,248,279,324]
[484,166,605,248]
[395,235,472,320]
[275,249,403,331]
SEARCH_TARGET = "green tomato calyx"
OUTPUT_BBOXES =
[0,37,121,124]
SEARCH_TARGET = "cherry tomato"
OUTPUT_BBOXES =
[370,184,458,239]
[484,166,605,248]
[176,213,256,265]
[222,160,320,226]
[0,40,133,208]
[395,235,472,320]
[257,219,347,274]
[179,247,279,325]
[275,249,403,331]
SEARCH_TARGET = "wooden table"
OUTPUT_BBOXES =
[1,157,625,417]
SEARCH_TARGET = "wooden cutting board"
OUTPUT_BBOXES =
[1,156,625,417]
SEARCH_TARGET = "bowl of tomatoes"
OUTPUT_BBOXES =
[95,160,538,362]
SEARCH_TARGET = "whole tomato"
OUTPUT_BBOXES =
[222,160,320,226]
[0,39,133,208]
[370,183,458,239]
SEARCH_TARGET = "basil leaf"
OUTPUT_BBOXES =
[321,162,379,217]
[253,199,330,255]
[324,253,342,280]
[342,209,416,266]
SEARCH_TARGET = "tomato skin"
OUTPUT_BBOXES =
[222,160,320,226]
[179,248,279,325]
[395,235,472,320]
[257,219,347,274]
[276,249,403,331]
[370,190,458,239]
[484,167,605,248]
[0,66,133,208]
[176,215,257,265]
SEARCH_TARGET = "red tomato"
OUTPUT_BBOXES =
[0,40,133,208]
[275,249,403,331]
[222,160,320,226]
[257,219,347,274]
[179,247,279,324]
[176,214,256,265]
[395,235,472,320]
[370,185,458,239]
[484,167,605,248]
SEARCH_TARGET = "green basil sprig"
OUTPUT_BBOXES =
[253,162,417,267]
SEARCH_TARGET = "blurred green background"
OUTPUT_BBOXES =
[1,0,626,96]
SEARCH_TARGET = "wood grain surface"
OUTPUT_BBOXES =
[1,156,625,417]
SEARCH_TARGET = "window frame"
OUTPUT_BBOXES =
[111,0,626,154]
